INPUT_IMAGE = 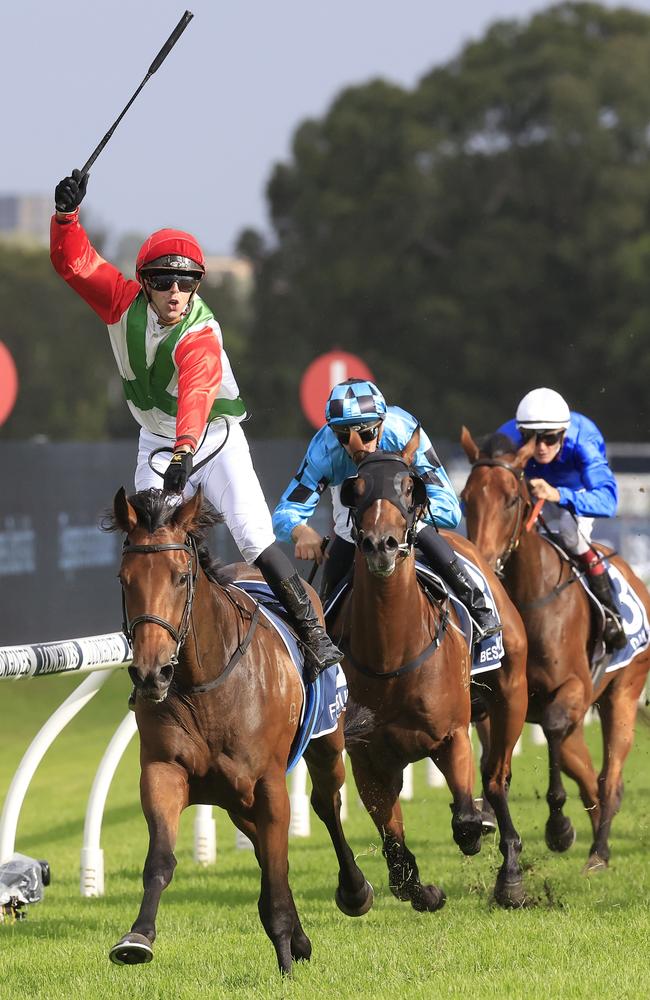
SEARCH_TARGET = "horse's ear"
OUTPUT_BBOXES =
[460,426,480,463]
[514,435,537,468]
[113,487,138,534]
[172,486,203,534]
[401,424,421,467]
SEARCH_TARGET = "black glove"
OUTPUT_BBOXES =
[54,169,89,213]
[163,451,193,493]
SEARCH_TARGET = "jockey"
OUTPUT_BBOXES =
[498,387,625,650]
[273,378,502,639]
[50,169,341,683]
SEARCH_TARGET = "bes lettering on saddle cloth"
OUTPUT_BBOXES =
[578,560,650,673]
[232,581,348,772]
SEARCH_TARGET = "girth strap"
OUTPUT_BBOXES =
[339,598,449,681]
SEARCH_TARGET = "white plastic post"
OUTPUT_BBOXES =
[0,670,114,864]
[235,827,255,850]
[400,763,414,800]
[426,758,446,788]
[193,804,217,866]
[80,710,138,896]
[530,723,547,745]
[289,757,310,837]
[513,735,523,756]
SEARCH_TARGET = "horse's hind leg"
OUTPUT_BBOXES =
[228,809,311,964]
[349,751,446,913]
[254,773,309,974]
[303,731,373,917]
[109,763,188,966]
[586,664,648,872]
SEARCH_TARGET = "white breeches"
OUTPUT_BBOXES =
[542,504,594,555]
[134,418,276,564]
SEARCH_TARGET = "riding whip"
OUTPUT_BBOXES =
[79,10,194,177]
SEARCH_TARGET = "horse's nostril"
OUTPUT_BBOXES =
[361,537,376,555]
[159,662,174,684]
[385,536,400,552]
[128,665,139,686]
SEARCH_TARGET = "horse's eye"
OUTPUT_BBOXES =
[178,574,190,587]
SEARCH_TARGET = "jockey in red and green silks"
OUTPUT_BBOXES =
[50,168,342,682]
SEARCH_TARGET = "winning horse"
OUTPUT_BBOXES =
[460,427,650,871]
[331,427,529,908]
[107,487,373,975]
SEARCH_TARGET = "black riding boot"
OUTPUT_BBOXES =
[320,535,356,609]
[255,544,343,682]
[587,571,627,651]
[416,526,502,640]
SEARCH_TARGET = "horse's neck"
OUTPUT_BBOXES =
[505,528,565,599]
[349,552,431,668]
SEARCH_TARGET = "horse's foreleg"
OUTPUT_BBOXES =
[109,762,188,966]
[557,723,600,840]
[254,773,309,974]
[543,680,588,852]
[303,733,373,917]
[435,726,483,858]
[587,667,647,872]
[349,750,445,912]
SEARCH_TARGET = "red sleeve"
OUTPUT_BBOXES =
[50,213,139,324]
[174,327,223,450]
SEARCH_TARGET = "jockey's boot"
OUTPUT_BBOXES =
[443,557,502,640]
[255,544,342,683]
[585,568,627,651]
[417,526,501,641]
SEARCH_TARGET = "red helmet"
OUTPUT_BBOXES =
[136,229,205,277]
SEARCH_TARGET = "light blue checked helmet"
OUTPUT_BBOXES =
[325,379,387,428]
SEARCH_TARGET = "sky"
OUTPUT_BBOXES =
[4,0,650,255]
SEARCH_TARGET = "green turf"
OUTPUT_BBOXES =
[1,671,649,999]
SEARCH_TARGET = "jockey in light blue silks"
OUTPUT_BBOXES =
[498,386,625,650]
[273,378,501,639]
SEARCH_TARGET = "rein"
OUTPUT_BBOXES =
[471,458,532,576]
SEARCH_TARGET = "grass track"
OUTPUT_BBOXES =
[1,671,649,999]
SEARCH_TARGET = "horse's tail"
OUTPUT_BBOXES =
[343,699,376,748]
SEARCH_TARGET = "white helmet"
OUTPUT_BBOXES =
[515,388,570,431]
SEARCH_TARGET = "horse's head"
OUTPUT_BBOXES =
[112,487,204,703]
[459,426,536,574]
[339,426,428,577]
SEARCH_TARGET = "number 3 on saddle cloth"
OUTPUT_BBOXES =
[231,581,348,773]
[578,560,650,674]
[324,553,505,677]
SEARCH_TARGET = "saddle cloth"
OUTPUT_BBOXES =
[324,554,504,676]
[230,580,348,773]
[540,535,650,674]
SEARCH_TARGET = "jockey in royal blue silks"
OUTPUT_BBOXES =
[273,378,501,639]
[498,386,625,650]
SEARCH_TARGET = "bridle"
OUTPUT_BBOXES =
[120,538,199,661]
[469,459,532,576]
[341,454,429,555]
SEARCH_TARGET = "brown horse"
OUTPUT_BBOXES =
[460,427,650,871]
[106,487,373,975]
[331,427,529,909]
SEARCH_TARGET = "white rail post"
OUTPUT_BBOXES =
[289,757,310,837]
[426,758,446,788]
[193,804,217,866]
[80,711,138,896]
[400,763,414,800]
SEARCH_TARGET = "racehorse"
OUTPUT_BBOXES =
[106,487,373,975]
[460,427,650,871]
[331,427,529,909]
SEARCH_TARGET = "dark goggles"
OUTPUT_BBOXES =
[332,420,383,445]
[144,273,201,292]
[520,428,565,446]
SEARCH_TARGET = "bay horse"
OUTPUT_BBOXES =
[460,427,650,871]
[331,427,529,909]
[107,487,373,975]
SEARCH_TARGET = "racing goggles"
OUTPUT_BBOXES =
[520,428,565,446]
[145,273,201,293]
[333,419,383,445]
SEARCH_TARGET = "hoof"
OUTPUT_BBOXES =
[583,853,608,874]
[410,883,446,913]
[109,932,154,966]
[545,816,576,853]
[335,879,374,917]
[474,797,497,836]
[494,876,526,909]
[290,927,312,962]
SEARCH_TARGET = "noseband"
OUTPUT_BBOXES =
[120,538,199,659]
[470,459,530,575]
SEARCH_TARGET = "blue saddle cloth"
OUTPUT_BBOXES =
[324,554,504,675]
[576,558,650,672]
[229,580,348,773]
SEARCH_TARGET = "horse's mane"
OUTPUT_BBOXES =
[478,432,518,460]
[104,488,228,585]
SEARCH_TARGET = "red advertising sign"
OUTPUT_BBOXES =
[299,351,375,430]
[0,341,18,426]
